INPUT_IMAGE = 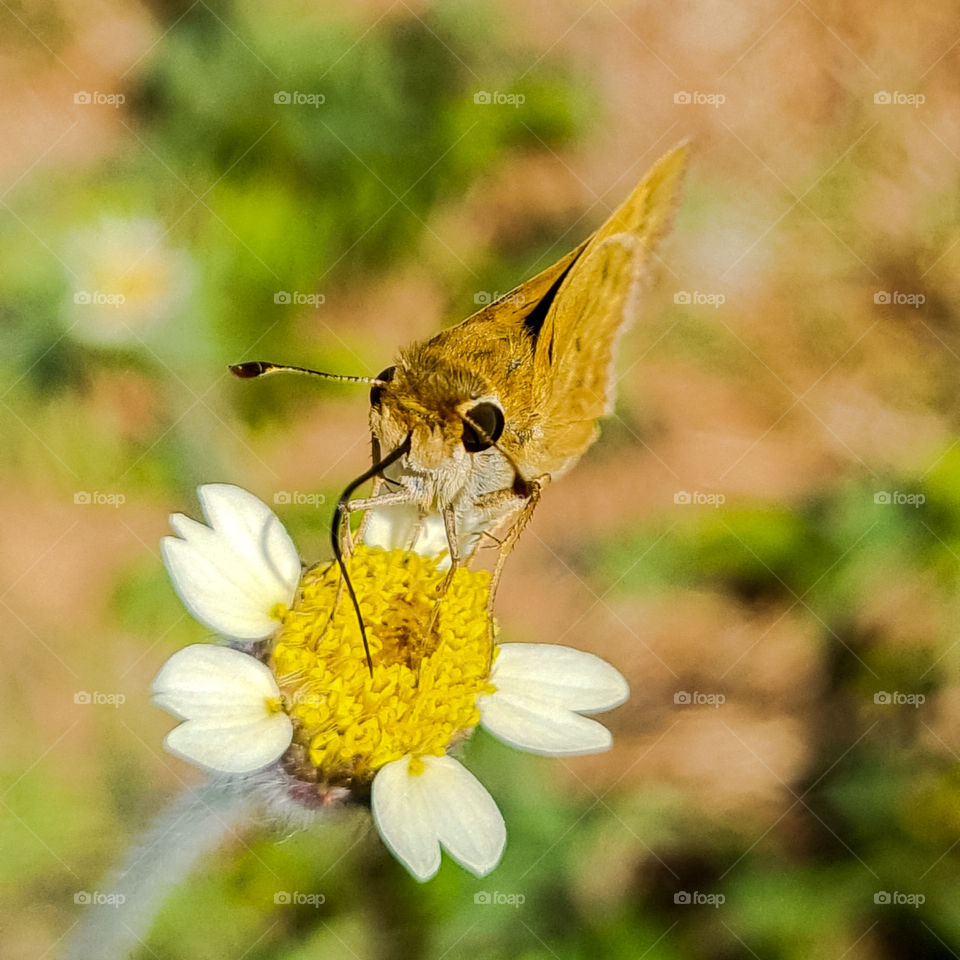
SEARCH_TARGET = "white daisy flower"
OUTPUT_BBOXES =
[153,483,629,881]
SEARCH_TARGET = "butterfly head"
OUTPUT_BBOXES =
[369,356,505,472]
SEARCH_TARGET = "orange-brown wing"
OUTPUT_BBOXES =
[533,144,689,434]
[516,238,642,475]
[443,236,589,335]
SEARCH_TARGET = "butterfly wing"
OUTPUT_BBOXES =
[527,144,689,469]
[420,145,686,382]
[443,236,589,334]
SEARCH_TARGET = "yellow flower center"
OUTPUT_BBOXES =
[269,545,495,787]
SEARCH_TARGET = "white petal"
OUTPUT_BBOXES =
[162,484,300,641]
[152,645,293,774]
[151,644,279,718]
[411,513,453,561]
[372,755,505,881]
[479,691,613,756]
[362,503,452,568]
[163,714,292,774]
[371,756,441,881]
[361,498,493,570]
[197,484,301,585]
[490,643,630,714]
[362,502,419,551]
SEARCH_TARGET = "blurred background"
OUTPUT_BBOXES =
[3,0,960,956]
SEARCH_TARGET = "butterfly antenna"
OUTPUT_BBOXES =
[230,361,385,386]
[332,435,412,675]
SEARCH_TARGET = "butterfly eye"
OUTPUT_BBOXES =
[369,366,396,408]
[461,402,504,453]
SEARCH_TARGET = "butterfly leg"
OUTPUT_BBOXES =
[486,475,548,617]
[464,475,548,671]
[354,475,385,546]
[431,503,462,607]
[344,489,415,513]
[442,502,462,571]
[422,500,472,649]
[341,489,417,553]
[351,479,427,552]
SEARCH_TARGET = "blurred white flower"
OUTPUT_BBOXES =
[62,217,195,345]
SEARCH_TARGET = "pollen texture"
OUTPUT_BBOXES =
[270,545,494,784]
